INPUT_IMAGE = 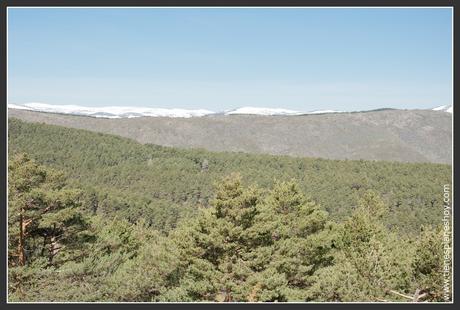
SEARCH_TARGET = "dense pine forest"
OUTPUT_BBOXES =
[8,118,452,302]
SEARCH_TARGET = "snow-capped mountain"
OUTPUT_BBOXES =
[432,105,453,113]
[8,103,347,118]
[8,102,451,118]
[225,107,344,115]
[305,109,345,114]
[224,107,305,116]
[7,103,215,119]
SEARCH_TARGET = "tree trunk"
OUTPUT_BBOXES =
[224,288,232,302]
[18,206,33,266]
[48,224,59,264]
[18,209,25,266]
[41,235,48,257]
[49,236,57,264]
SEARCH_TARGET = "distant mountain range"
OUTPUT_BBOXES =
[8,102,452,119]
[223,107,345,116]
[8,106,452,164]
[8,103,215,118]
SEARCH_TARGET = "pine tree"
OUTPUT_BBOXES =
[245,180,334,301]
[162,176,333,302]
[162,173,260,301]
[8,153,92,298]
[308,191,413,302]
[412,226,447,301]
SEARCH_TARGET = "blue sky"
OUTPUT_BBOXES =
[8,8,453,111]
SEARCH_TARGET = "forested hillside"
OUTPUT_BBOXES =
[8,118,450,234]
[8,118,452,302]
[9,108,452,164]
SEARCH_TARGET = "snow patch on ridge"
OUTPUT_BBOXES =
[307,109,345,114]
[432,105,453,113]
[225,107,305,116]
[225,107,344,116]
